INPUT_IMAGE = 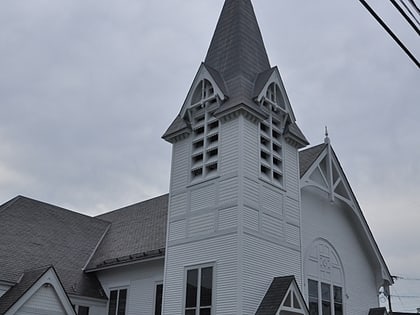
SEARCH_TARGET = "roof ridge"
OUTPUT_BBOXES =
[96,193,169,218]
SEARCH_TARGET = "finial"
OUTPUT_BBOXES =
[324,126,330,144]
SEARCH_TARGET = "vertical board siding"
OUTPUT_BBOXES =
[190,184,216,212]
[218,206,238,230]
[220,118,240,173]
[171,139,190,190]
[189,212,215,236]
[163,235,239,314]
[17,286,65,315]
[242,234,302,314]
[170,192,187,217]
[284,143,299,199]
[169,219,187,241]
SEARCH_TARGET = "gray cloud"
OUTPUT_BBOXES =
[1,0,419,310]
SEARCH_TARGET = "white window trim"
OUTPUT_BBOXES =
[107,286,129,315]
[183,263,216,315]
[153,281,163,315]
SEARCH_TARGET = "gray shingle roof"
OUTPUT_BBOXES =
[255,276,295,315]
[0,196,109,300]
[205,0,271,100]
[299,143,327,177]
[0,266,49,314]
[86,194,168,271]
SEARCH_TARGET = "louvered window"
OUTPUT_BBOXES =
[190,80,219,181]
[259,83,285,186]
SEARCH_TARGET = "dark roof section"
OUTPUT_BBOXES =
[299,143,327,177]
[86,194,168,271]
[255,276,295,315]
[205,0,271,101]
[369,308,388,315]
[0,266,50,314]
[0,196,109,300]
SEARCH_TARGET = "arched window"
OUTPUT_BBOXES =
[305,239,345,315]
[259,83,286,186]
[190,80,219,180]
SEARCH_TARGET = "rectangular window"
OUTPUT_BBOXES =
[185,266,213,315]
[308,279,319,315]
[333,286,343,315]
[108,288,127,315]
[155,283,163,315]
[78,306,89,315]
[321,283,331,315]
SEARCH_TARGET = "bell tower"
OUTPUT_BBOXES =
[162,1,308,314]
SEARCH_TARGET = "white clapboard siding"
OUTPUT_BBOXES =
[284,142,300,199]
[301,186,379,315]
[97,259,164,315]
[163,234,239,314]
[170,138,190,191]
[16,286,65,315]
[220,117,240,174]
[241,233,302,314]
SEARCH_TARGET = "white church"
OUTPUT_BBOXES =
[0,0,394,314]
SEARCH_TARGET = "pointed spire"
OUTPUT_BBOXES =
[204,0,271,99]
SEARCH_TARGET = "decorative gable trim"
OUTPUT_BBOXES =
[179,63,227,119]
[254,66,297,123]
[255,276,309,315]
[300,141,393,286]
[2,266,76,315]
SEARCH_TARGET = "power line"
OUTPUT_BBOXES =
[390,0,420,34]
[358,0,420,68]
[407,0,420,14]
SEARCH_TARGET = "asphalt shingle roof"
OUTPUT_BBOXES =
[86,194,168,271]
[299,143,327,177]
[0,196,109,299]
[0,266,49,314]
[205,0,271,100]
[255,276,295,315]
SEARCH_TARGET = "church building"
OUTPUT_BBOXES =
[0,0,393,314]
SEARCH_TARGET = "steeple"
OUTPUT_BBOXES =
[204,0,271,101]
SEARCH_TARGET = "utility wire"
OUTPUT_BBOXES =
[390,0,420,34]
[358,0,420,68]
[400,0,420,26]
[408,0,420,14]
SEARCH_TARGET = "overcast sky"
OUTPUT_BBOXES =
[0,0,419,311]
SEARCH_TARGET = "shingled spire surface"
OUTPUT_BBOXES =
[205,0,271,100]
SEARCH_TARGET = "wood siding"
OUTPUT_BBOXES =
[301,186,380,315]
[97,259,164,315]
[16,286,66,315]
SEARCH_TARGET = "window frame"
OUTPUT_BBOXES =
[154,282,163,315]
[308,279,343,315]
[107,287,129,315]
[183,263,215,315]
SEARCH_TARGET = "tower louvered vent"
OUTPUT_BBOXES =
[260,83,285,186]
[191,80,219,180]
